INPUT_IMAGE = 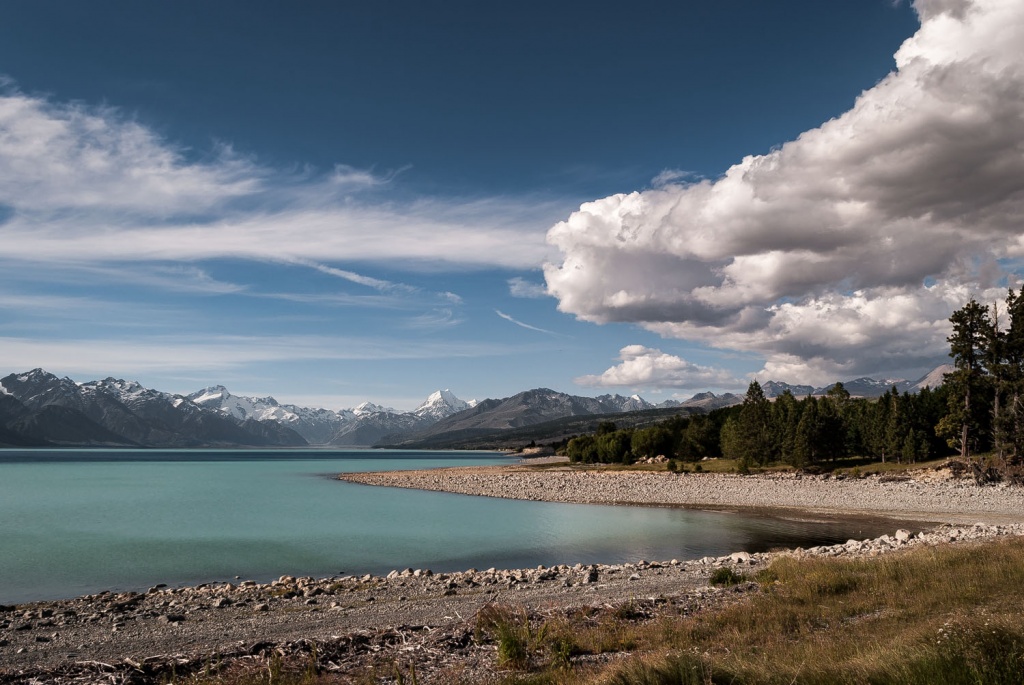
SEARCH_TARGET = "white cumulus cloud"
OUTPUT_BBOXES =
[545,0,1024,383]
[575,345,742,390]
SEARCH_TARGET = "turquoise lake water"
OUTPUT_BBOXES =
[0,450,900,603]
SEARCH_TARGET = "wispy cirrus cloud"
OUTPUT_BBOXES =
[494,309,558,335]
[0,86,560,270]
[0,333,528,378]
[404,308,465,330]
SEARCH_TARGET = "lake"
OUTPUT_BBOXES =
[0,449,900,603]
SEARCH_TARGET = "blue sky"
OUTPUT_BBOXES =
[2,0,1022,410]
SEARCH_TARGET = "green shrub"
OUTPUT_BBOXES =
[709,567,746,586]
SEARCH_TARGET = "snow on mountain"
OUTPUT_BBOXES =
[80,377,177,410]
[189,386,472,445]
[0,369,305,447]
[820,377,908,398]
[353,401,394,415]
[594,393,655,412]
[414,389,471,421]
[188,386,356,445]
[187,385,297,423]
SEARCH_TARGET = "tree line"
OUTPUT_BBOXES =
[565,291,1024,476]
[564,382,949,470]
[939,287,1024,465]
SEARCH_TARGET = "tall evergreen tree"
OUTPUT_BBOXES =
[1003,287,1024,460]
[937,299,992,460]
[734,381,773,471]
[793,396,822,467]
[771,390,801,465]
[885,388,909,463]
[821,383,851,460]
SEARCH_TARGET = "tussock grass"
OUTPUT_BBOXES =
[599,537,1024,684]
[171,538,1024,684]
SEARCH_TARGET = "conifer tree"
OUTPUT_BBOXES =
[733,381,772,471]
[1003,287,1024,460]
[771,390,801,465]
[937,299,992,460]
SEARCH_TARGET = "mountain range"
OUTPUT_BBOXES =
[0,366,952,449]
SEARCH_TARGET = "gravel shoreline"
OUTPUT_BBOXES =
[3,466,1023,682]
[339,464,1024,524]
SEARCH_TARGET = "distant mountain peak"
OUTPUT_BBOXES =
[0,369,305,448]
[414,389,470,421]
[354,401,392,415]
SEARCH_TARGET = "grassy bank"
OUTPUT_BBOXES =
[169,537,1024,684]
[487,537,1024,685]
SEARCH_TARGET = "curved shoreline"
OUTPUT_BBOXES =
[4,465,1024,681]
[339,464,1024,525]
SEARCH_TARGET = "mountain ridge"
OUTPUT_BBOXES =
[0,366,953,448]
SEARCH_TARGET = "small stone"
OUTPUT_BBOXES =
[157,614,185,624]
[254,603,270,612]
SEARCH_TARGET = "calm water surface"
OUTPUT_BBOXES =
[1,449,900,603]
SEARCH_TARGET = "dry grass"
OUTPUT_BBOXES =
[171,538,1024,684]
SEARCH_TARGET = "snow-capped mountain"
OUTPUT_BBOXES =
[595,393,654,412]
[761,380,816,398]
[1,365,957,448]
[354,401,394,415]
[414,389,475,422]
[187,385,354,445]
[0,369,306,447]
[188,386,475,446]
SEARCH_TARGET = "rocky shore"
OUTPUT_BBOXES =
[4,466,1024,683]
[2,521,1022,683]
[340,465,1024,524]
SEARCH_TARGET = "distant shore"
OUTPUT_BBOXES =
[339,462,1024,525]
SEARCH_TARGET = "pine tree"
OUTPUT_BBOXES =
[1004,287,1024,460]
[734,381,772,471]
[986,301,1007,458]
[793,396,821,467]
[885,388,909,464]
[936,299,992,460]
[771,390,801,465]
[822,383,851,460]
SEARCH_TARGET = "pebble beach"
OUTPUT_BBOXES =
[340,462,1024,525]
[3,463,1024,683]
